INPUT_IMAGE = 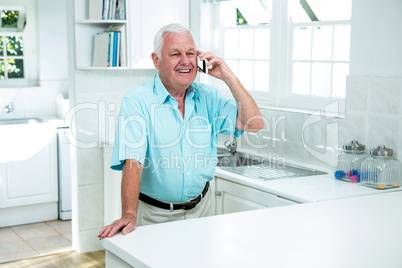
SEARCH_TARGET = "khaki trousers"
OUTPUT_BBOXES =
[137,184,215,226]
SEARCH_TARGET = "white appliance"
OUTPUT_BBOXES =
[57,127,72,220]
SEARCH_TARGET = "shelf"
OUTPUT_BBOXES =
[76,66,131,70]
[76,19,128,24]
[74,0,189,70]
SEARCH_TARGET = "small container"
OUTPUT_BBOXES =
[334,140,369,182]
[360,145,402,189]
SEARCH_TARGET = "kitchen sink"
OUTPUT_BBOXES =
[216,147,327,180]
[0,118,45,126]
[217,154,261,168]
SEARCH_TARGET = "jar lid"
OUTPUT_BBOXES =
[369,145,394,157]
[343,140,366,152]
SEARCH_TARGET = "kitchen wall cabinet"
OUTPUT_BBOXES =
[74,0,189,70]
[215,177,299,215]
[0,123,58,227]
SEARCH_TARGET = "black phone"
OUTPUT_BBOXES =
[197,56,206,73]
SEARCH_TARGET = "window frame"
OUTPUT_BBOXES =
[283,19,350,115]
[219,24,271,93]
[0,0,37,87]
[198,0,350,117]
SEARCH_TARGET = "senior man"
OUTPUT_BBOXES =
[98,23,263,239]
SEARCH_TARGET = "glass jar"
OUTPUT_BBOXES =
[360,145,402,189]
[334,140,369,182]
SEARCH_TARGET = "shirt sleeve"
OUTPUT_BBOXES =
[111,97,148,170]
[214,90,244,138]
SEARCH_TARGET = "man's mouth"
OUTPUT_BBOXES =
[177,69,191,73]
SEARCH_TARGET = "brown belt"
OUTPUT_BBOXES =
[138,182,210,210]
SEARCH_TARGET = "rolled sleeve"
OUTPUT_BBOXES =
[214,94,244,138]
[111,97,148,170]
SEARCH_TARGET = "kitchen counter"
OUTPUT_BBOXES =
[102,139,401,203]
[102,191,402,268]
[215,166,402,203]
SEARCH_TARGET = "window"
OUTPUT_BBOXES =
[221,0,271,94]
[0,9,25,80]
[0,0,36,87]
[289,0,351,99]
[199,0,352,115]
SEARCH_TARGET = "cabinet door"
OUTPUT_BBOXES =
[215,178,276,215]
[0,124,58,208]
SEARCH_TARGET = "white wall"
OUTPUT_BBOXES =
[73,69,157,252]
[350,0,402,76]
[36,0,70,84]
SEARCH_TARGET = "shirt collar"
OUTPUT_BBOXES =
[153,74,198,105]
[154,74,170,105]
[187,84,198,101]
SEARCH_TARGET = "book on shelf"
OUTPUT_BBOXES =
[119,24,126,66]
[107,32,114,66]
[89,0,103,20]
[92,25,127,67]
[89,0,125,20]
[102,0,109,20]
[92,33,110,67]
[116,0,125,19]
[108,0,115,20]
[112,31,118,67]
[108,25,127,67]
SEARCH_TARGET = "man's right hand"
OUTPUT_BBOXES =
[97,214,137,239]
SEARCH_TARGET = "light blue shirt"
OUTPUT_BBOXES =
[111,74,242,203]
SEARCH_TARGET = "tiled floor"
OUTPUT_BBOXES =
[0,220,72,264]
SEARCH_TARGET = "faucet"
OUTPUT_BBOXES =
[4,102,14,113]
[224,136,237,154]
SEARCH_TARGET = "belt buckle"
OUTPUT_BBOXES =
[181,199,198,210]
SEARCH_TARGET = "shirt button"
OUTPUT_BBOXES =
[186,193,188,196]
[186,173,190,176]
[185,148,188,152]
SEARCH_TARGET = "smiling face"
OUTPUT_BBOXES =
[152,32,198,94]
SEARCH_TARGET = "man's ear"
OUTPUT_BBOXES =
[151,52,160,69]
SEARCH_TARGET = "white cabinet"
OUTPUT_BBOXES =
[0,123,58,227]
[215,177,299,215]
[74,0,189,70]
[215,178,276,215]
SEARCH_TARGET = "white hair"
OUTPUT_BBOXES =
[153,23,197,58]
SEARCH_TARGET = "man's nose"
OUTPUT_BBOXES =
[179,54,191,65]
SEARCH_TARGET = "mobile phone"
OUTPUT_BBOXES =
[197,56,207,73]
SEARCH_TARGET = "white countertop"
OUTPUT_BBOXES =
[102,191,402,268]
[215,167,402,203]
[42,116,69,128]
